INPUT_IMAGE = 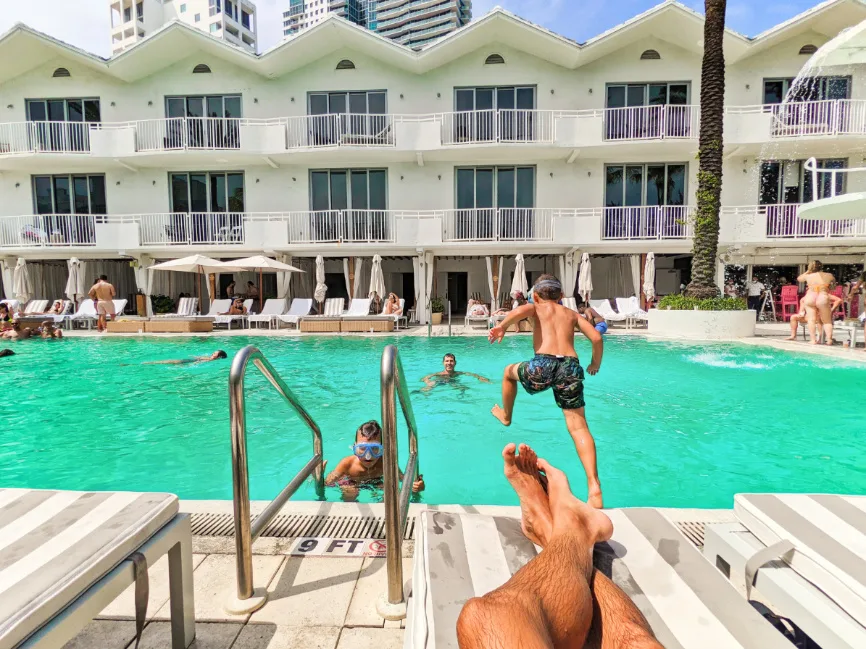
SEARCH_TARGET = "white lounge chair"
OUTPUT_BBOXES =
[249,298,287,329]
[156,297,199,318]
[345,298,408,330]
[616,297,649,329]
[408,509,794,649]
[66,300,98,329]
[311,298,344,317]
[23,299,49,315]
[44,300,72,324]
[562,297,579,312]
[0,488,195,649]
[465,302,491,328]
[344,298,372,317]
[277,298,314,329]
[704,493,866,649]
[194,299,231,320]
[590,298,628,325]
[214,298,253,329]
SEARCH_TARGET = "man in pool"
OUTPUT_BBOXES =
[420,353,491,393]
[488,274,605,508]
[142,350,228,365]
[324,420,424,501]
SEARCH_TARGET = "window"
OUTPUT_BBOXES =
[604,82,690,138]
[799,44,818,55]
[603,163,688,238]
[226,0,235,18]
[759,159,846,205]
[33,174,106,215]
[455,166,535,239]
[169,172,244,243]
[124,6,132,21]
[309,169,389,241]
[605,82,688,108]
[763,76,849,104]
[192,63,211,74]
[136,2,144,19]
[52,68,71,78]
[640,49,661,60]
[25,98,100,152]
[308,90,388,144]
[195,13,201,22]
[165,95,241,147]
[453,86,536,142]
[242,10,251,28]
[209,0,222,16]
[210,23,220,32]
[336,59,355,70]
[180,3,187,12]
[484,54,505,65]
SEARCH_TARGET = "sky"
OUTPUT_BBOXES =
[0,0,834,57]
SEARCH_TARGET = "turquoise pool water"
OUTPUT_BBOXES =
[1,335,863,508]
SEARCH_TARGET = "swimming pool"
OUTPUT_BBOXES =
[1,335,863,508]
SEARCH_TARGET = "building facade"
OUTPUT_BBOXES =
[111,0,257,54]
[3,1,866,321]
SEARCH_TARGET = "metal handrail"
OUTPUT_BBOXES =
[447,299,452,337]
[229,345,324,607]
[379,344,420,617]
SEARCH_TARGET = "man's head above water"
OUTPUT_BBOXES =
[443,353,456,373]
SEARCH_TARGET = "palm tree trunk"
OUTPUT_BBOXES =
[687,0,727,298]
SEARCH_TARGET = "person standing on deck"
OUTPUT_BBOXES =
[88,275,116,333]
[745,277,765,319]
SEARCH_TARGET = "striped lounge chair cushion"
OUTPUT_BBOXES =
[415,509,794,649]
[0,489,178,648]
[735,493,866,626]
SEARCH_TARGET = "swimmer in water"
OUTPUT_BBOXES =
[141,350,228,365]
[323,420,424,502]
[420,353,490,393]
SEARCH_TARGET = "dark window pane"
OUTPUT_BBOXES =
[825,77,849,100]
[496,167,515,208]
[48,100,65,121]
[667,165,686,205]
[186,97,204,117]
[350,170,369,209]
[207,96,223,118]
[309,94,328,115]
[166,97,186,118]
[89,176,106,214]
[190,174,208,212]
[171,174,189,212]
[224,96,242,118]
[227,173,244,211]
[625,166,643,206]
[763,80,785,104]
[456,168,475,208]
[648,85,667,106]
[84,100,101,122]
[349,92,366,115]
[328,93,347,115]
[606,86,625,109]
[516,167,535,208]
[53,176,71,213]
[73,176,89,213]
[67,100,83,122]
[33,176,53,214]
[27,100,47,121]
[605,166,624,206]
[210,173,227,212]
[368,92,386,114]
[496,88,515,110]
[475,89,494,110]
[626,85,645,107]
[455,89,474,112]
[645,165,665,206]
[759,163,780,204]
[669,84,688,105]
[516,87,535,109]
[310,171,330,210]
[476,169,494,207]
[330,171,348,210]
[369,170,387,210]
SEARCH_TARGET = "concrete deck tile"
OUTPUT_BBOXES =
[154,554,285,623]
[63,620,136,649]
[344,557,413,627]
[99,554,207,621]
[137,622,243,649]
[336,627,404,649]
[232,625,340,649]
[248,557,363,627]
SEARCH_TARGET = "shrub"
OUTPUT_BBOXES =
[430,296,445,314]
[657,295,747,311]
[150,294,176,314]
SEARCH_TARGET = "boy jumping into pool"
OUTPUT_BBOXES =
[488,274,605,508]
[324,420,425,502]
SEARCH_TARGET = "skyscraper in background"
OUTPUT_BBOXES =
[282,0,471,49]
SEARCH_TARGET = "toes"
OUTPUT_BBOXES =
[502,443,517,466]
[537,458,571,496]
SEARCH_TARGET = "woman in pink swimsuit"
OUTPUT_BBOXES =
[798,260,837,345]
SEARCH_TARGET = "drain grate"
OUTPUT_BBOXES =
[191,513,415,541]
[676,521,707,549]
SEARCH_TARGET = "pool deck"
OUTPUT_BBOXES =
[66,502,737,649]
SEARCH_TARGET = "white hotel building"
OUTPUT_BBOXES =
[1,0,866,321]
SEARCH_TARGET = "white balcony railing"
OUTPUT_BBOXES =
[282,210,396,243]
[138,213,246,245]
[442,208,557,242]
[0,214,98,248]
[727,204,866,239]
[0,121,93,155]
[284,114,395,149]
[601,206,694,240]
[129,117,242,152]
[603,105,699,141]
[769,99,866,137]
[440,110,556,145]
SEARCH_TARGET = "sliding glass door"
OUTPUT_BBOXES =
[308,91,388,145]
[26,98,101,152]
[169,172,245,243]
[453,86,535,142]
[165,95,241,148]
[309,169,389,241]
[605,83,690,139]
[455,166,535,239]
[604,164,687,238]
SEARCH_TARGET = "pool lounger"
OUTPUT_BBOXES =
[214,299,253,330]
[277,298,315,329]
[407,509,795,649]
[0,488,195,649]
[703,494,866,649]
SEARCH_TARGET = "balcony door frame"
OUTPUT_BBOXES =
[168,171,245,243]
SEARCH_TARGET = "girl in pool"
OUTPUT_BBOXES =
[323,420,424,502]
[798,260,837,345]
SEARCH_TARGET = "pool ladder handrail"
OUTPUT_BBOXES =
[426,299,452,337]
[228,345,324,611]
[378,344,420,619]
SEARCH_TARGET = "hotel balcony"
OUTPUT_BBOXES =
[721,204,866,247]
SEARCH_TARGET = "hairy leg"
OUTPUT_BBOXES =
[562,408,603,509]
[585,570,664,649]
[492,363,520,426]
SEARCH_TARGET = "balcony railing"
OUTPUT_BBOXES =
[769,99,866,138]
[442,208,556,242]
[0,214,98,248]
[440,110,555,145]
[603,105,699,141]
[129,117,242,152]
[278,210,396,244]
[742,204,866,239]
[601,206,694,240]
[138,213,246,245]
[284,114,395,148]
[0,121,93,154]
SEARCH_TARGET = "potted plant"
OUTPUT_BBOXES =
[430,296,445,325]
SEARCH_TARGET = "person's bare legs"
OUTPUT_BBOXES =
[585,571,664,649]
[492,363,519,426]
[785,314,802,341]
[563,408,603,509]
[502,443,552,546]
[818,299,834,345]
[457,447,612,649]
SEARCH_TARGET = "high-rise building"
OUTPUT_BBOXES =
[110,0,257,54]
[282,0,471,49]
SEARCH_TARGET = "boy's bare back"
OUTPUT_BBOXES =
[529,302,580,357]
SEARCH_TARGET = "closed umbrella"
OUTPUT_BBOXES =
[13,258,32,304]
[643,252,656,302]
[65,257,83,305]
[223,255,303,312]
[369,254,386,300]
[510,254,528,299]
[0,259,14,300]
[149,255,243,313]
[314,255,327,308]
[578,253,593,302]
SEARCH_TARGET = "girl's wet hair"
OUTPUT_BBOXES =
[356,420,382,440]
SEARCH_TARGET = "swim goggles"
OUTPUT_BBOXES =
[352,442,384,459]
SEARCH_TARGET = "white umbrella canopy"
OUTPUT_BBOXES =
[149,254,243,274]
[65,257,83,303]
[577,253,593,301]
[13,258,32,303]
[314,255,327,304]
[643,252,656,302]
[369,254,386,299]
[510,254,528,299]
[223,255,303,273]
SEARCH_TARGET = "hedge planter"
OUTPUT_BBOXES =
[647,308,756,340]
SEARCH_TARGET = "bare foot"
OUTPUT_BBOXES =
[491,405,511,426]
[587,483,604,509]
[538,457,613,545]
[825,340,835,346]
[784,335,796,341]
[502,443,552,546]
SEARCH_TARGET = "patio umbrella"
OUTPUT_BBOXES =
[149,255,243,313]
[13,258,32,304]
[65,257,86,305]
[643,252,656,302]
[510,254,528,299]
[578,253,593,302]
[223,255,303,312]
[369,254,386,300]
[314,255,327,308]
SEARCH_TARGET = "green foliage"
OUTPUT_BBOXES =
[430,296,445,314]
[150,294,176,314]
[657,295,747,311]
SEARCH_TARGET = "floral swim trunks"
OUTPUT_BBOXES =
[516,354,585,410]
